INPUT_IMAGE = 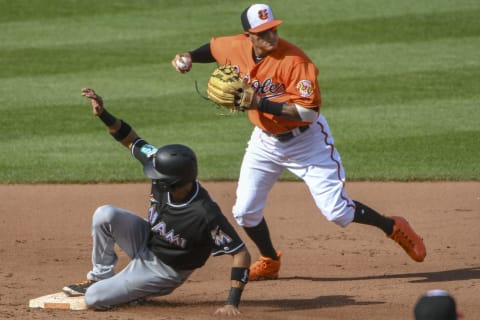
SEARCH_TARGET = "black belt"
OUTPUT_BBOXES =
[266,125,310,142]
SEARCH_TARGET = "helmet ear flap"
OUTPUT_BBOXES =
[154,177,184,193]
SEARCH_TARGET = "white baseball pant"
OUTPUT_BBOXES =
[232,114,355,228]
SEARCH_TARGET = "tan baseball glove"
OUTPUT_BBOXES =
[206,65,256,111]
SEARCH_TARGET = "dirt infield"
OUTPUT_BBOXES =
[1,182,479,320]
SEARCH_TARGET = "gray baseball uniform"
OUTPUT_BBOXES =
[81,139,245,309]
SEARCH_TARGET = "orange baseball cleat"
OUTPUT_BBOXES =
[388,216,426,262]
[249,251,282,281]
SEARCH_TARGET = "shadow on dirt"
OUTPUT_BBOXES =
[130,267,479,312]
[279,267,480,283]
[145,294,383,311]
[243,295,383,310]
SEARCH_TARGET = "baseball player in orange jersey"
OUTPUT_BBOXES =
[172,3,426,281]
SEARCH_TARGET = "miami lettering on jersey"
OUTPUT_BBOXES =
[148,205,158,225]
[151,221,187,248]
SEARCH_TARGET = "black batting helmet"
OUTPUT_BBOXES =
[143,144,198,192]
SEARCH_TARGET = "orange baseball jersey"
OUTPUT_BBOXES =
[210,34,321,134]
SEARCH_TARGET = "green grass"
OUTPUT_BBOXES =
[1,0,479,183]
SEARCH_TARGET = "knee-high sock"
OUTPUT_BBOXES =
[353,200,394,235]
[243,218,278,260]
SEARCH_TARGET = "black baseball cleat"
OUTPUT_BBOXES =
[63,279,96,296]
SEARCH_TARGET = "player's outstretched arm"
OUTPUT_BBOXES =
[213,247,251,316]
[81,88,139,149]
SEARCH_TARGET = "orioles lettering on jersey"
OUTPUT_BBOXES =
[251,77,285,98]
[151,221,187,248]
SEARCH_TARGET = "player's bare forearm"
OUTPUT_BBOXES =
[214,246,250,316]
[81,88,139,149]
[279,103,303,120]
[231,247,250,289]
[269,102,318,121]
[116,128,139,149]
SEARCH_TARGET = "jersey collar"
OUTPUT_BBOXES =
[167,180,199,208]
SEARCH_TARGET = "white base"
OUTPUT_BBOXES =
[29,292,87,310]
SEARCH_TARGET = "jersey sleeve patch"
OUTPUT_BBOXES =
[140,144,158,158]
[211,226,233,247]
[210,220,245,256]
[296,80,314,97]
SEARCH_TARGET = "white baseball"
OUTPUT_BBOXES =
[176,56,189,70]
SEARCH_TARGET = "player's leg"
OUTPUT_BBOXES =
[301,166,426,262]
[233,128,284,279]
[233,149,281,260]
[88,205,150,279]
[351,201,394,234]
[85,248,193,310]
[63,205,150,296]
[284,115,355,227]
[296,115,426,262]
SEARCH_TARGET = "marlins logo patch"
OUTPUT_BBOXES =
[296,80,314,97]
[211,227,233,246]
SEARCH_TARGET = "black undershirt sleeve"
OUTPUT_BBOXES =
[188,43,215,63]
